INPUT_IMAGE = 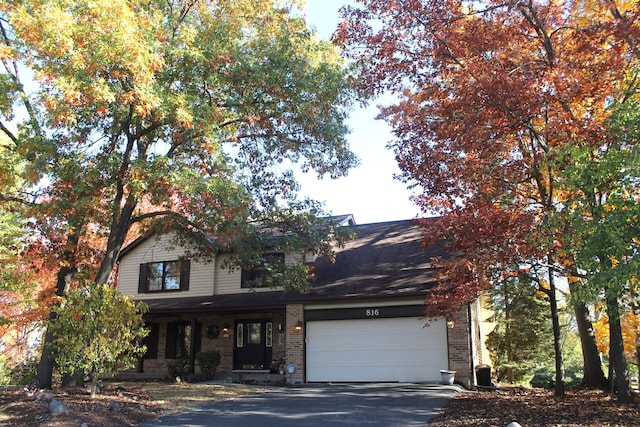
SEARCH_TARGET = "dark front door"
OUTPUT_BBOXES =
[234,319,273,370]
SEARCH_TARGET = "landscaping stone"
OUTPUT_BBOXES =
[49,399,68,414]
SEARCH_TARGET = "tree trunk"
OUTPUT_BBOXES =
[606,293,633,403]
[573,300,608,389]
[548,263,565,396]
[35,233,78,389]
[95,195,136,285]
[636,331,640,381]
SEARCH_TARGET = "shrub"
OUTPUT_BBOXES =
[196,350,221,380]
[167,358,191,381]
[51,284,149,397]
[530,366,583,389]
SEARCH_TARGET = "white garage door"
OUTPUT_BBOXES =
[306,317,448,382]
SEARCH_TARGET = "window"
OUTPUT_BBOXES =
[138,260,190,293]
[165,321,202,359]
[241,253,285,288]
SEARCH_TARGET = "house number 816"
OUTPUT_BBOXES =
[365,308,380,317]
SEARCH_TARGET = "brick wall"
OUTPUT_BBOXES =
[285,304,305,384]
[447,305,472,388]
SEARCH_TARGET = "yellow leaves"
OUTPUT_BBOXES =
[0,45,15,61]
[568,274,582,284]
[594,311,640,360]
[610,255,619,268]
[593,315,610,354]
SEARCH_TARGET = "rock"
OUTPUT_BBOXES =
[506,423,522,427]
[35,392,54,402]
[49,399,68,414]
[107,400,122,412]
[81,423,89,427]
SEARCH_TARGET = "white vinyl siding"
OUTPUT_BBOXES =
[306,317,448,382]
[118,233,214,299]
[214,253,242,295]
[119,233,302,298]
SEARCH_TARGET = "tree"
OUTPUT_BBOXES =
[1,0,360,388]
[50,283,148,397]
[0,134,54,381]
[486,274,554,384]
[338,0,637,399]
[551,93,640,401]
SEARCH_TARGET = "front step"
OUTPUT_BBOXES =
[231,370,286,385]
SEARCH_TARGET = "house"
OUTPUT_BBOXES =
[116,216,492,387]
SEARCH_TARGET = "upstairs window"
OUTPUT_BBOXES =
[138,260,190,293]
[241,253,285,288]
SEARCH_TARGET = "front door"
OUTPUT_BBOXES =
[233,319,273,370]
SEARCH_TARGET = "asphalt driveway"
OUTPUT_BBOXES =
[141,383,460,427]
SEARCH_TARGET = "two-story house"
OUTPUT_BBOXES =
[116,216,492,387]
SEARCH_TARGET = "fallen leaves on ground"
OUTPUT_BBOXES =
[428,387,640,427]
[0,380,263,427]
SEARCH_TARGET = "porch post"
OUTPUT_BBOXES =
[285,304,304,384]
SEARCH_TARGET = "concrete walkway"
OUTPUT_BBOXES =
[142,383,461,427]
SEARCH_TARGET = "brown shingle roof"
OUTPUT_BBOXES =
[282,219,443,302]
[138,219,445,313]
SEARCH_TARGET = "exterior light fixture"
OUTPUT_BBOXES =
[222,323,230,334]
[446,319,455,329]
[295,320,303,331]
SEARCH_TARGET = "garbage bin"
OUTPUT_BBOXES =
[475,364,492,387]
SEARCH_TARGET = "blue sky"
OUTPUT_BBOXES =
[297,0,422,225]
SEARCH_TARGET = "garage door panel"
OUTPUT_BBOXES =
[306,317,448,382]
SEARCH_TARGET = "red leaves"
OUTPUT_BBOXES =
[339,0,640,317]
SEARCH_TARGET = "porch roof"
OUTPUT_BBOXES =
[141,291,286,316]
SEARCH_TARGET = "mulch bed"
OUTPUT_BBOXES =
[0,384,161,427]
[428,387,640,427]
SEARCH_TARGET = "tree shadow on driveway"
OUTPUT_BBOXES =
[142,383,461,427]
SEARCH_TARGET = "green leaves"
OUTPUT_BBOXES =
[50,283,148,395]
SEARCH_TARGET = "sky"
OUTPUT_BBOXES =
[296,1,423,225]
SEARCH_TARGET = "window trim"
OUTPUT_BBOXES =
[138,259,190,293]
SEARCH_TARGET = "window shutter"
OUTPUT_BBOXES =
[165,322,177,359]
[144,323,159,359]
[241,267,249,288]
[138,264,149,293]
[180,260,190,291]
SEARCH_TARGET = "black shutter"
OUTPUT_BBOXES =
[180,260,190,291]
[165,322,177,359]
[144,323,159,359]
[138,263,149,293]
[241,267,249,288]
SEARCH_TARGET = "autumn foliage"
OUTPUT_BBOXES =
[1,0,360,386]
[339,0,640,400]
